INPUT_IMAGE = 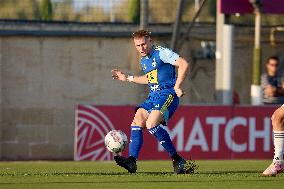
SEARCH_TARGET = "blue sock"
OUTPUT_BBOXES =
[129,126,143,159]
[148,125,176,156]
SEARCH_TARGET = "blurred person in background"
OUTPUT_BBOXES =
[111,29,193,174]
[261,56,284,105]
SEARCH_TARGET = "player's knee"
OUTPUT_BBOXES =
[271,108,284,130]
[131,108,148,127]
[271,112,279,127]
[145,120,156,129]
[131,118,146,127]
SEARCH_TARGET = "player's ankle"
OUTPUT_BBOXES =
[129,156,137,162]
[273,159,283,164]
[171,152,182,161]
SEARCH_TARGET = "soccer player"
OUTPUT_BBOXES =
[262,105,284,176]
[111,29,190,174]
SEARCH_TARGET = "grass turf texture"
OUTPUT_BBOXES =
[0,160,283,189]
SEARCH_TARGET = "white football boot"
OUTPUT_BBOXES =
[262,161,284,176]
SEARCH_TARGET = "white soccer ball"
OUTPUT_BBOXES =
[104,130,128,153]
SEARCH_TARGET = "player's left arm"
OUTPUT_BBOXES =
[174,57,189,97]
[159,47,189,97]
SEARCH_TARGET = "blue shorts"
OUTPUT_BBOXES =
[137,90,179,125]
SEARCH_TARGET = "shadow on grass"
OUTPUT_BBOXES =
[198,170,261,174]
[0,179,282,185]
[0,171,173,177]
[1,171,283,185]
[0,170,266,176]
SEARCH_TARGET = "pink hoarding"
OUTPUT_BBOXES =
[220,0,284,14]
[75,105,277,161]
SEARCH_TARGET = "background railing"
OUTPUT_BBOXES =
[0,0,216,23]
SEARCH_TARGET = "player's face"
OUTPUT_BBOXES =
[133,37,152,57]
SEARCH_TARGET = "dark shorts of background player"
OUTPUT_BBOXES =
[136,90,179,126]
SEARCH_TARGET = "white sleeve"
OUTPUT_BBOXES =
[159,47,180,65]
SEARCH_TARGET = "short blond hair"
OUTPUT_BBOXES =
[132,29,151,39]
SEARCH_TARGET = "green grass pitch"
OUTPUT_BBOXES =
[0,160,283,189]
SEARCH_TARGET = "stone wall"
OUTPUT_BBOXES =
[0,36,144,160]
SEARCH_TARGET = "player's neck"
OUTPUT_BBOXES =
[267,71,276,76]
[144,45,154,57]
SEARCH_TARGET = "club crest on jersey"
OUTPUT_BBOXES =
[143,64,147,70]
[152,58,157,68]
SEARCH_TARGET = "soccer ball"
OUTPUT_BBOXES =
[104,130,128,153]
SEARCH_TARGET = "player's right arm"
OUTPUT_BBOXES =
[111,69,148,84]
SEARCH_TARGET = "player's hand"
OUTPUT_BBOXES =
[174,87,185,97]
[265,85,276,97]
[111,69,127,81]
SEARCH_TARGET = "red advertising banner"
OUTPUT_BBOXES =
[219,0,284,14]
[74,105,277,161]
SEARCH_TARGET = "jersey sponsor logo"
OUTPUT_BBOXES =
[150,84,160,92]
[146,69,158,84]
[75,105,115,161]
